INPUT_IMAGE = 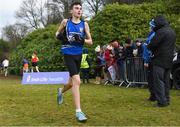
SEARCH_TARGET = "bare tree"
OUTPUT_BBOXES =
[82,0,154,18]
[83,0,105,16]
[105,0,154,4]
[52,0,82,18]
[2,23,28,48]
[16,0,48,29]
[15,0,86,30]
[46,0,64,24]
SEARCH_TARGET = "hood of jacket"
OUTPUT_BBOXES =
[153,15,169,31]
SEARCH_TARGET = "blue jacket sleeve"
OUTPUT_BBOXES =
[143,31,155,64]
[143,44,150,64]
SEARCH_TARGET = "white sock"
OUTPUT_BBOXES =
[76,109,81,112]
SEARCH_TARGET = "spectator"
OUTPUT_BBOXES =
[104,44,116,81]
[133,39,144,87]
[80,48,90,84]
[112,40,126,81]
[124,38,134,58]
[94,45,104,84]
[23,58,29,73]
[101,45,108,82]
[124,38,134,81]
[134,39,143,57]
[147,15,176,107]
[2,58,9,77]
[143,19,156,101]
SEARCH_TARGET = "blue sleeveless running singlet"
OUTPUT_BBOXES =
[61,19,85,55]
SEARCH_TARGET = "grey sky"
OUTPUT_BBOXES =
[0,0,23,37]
[0,0,92,37]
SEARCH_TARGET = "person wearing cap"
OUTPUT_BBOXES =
[147,15,176,107]
[143,19,156,101]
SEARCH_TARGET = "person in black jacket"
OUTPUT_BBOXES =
[147,15,176,107]
[124,38,134,58]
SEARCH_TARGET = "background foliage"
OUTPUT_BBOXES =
[0,39,9,62]
[9,25,65,74]
[9,1,180,74]
[89,1,180,46]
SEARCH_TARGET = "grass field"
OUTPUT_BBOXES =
[0,75,180,126]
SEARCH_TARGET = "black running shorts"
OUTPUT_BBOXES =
[32,62,38,67]
[64,54,82,77]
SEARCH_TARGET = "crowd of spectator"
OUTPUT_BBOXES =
[80,38,147,85]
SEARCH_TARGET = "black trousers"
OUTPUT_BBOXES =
[153,65,170,105]
[146,62,156,99]
[81,68,89,83]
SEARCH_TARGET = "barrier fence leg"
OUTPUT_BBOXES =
[119,81,124,87]
[126,82,132,88]
[104,80,109,85]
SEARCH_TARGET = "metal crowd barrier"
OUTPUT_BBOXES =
[122,57,148,88]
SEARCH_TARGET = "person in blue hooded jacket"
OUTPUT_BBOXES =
[143,19,156,101]
[143,19,155,65]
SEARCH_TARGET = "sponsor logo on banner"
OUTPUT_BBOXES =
[22,72,69,85]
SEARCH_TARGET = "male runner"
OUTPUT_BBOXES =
[56,2,92,122]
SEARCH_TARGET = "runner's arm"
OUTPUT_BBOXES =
[56,19,68,35]
[84,22,93,46]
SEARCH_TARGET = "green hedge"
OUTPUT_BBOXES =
[89,2,180,47]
